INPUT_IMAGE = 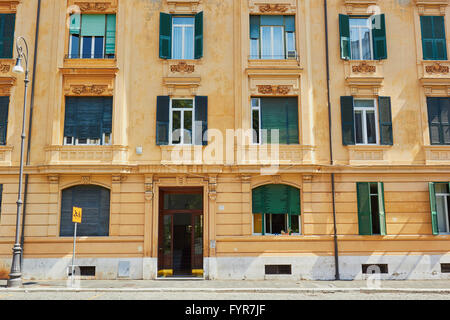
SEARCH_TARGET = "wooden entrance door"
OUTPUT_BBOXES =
[158,188,203,277]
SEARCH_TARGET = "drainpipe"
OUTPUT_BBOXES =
[324,0,340,280]
[20,0,41,268]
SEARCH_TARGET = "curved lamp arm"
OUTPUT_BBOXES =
[13,36,29,75]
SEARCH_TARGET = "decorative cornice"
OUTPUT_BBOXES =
[352,61,376,73]
[425,62,450,74]
[71,84,108,95]
[0,0,21,13]
[259,4,289,13]
[257,85,292,95]
[170,61,195,73]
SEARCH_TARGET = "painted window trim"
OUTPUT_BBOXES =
[169,97,196,146]
[349,17,374,60]
[171,16,195,60]
[354,98,380,145]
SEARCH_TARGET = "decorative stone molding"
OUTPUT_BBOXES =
[47,175,60,184]
[0,146,13,166]
[68,0,117,13]
[425,62,450,74]
[208,175,217,201]
[415,0,448,15]
[44,145,129,165]
[352,61,377,73]
[170,61,195,73]
[424,145,450,164]
[0,0,21,13]
[347,145,390,165]
[112,175,127,183]
[0,77,16,95]
[344,0,379,15]
[420,78,450,96]
[237,145,315,166]
[257,85,292,95]
[248,0,297,14]
[166,0,202,13]
[144,175,153,201]
[0,62,11,73]
[71,84,108,95]
[81,176,91,184]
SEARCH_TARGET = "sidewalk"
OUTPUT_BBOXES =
[1,279,450,294]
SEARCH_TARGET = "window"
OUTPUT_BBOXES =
[350,18,373,60]
[156,96,208,146]
[64,97,113,146]
[0,96,9,146]
[427,97,450,145]
[69,14,116,59]
[429,182,450,235]
[250,15,296,60]
[60,185,111,237]
[356,182,387,236]
[354,99,379,145]
[160,12,203,60]
[339,14,387,60]
[251,97,299,145]
[0,13,15,59]
[341,96,393,146]
[0,184,3,221]
[252,184,301,235]
[420,16,447,61]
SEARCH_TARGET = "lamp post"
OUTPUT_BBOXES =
[7,37,30,288]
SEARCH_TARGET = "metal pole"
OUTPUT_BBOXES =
[7,70,29,288]
[71,223,77,287]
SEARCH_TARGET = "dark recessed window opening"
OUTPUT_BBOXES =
[441,263,450,273]
[68,266,96,277]
[265,265,292,275]
[362,264,388,274]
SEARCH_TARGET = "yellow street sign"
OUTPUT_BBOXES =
[72,207,82,224]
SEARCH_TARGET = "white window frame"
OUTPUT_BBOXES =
[69,35,106,59]
[171,17,195,60]
[436,185,450,234]
[354,98,379,145]
[251,98,261,145]
[169,98,195,146]
[260,25,285,60]
[64,133,112,146]
[349,17,374,61]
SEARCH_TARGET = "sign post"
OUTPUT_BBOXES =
[71,207,82,287]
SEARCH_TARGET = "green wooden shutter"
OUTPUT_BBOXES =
[261,98,286,144]
[159,13,172,59]
[70,13,81,35]
[378,96,393,145]
[265,185,289,214]
[421,16,448,60]
[286,98,299,145]
[371,14,387,60]
[194,11,203,59]
[377,182,387,236]
[284,15,295,33]
[194,96,208,145]
[433,16,447,60]
[81,14,106,37]
[429,182,439,235]
[101,97,113,135]
[252,186,265,214]
[0,14,15,59]
[250,15,260,40]
[0,96,9,146]
[288,186,300,216]
[357,182,372,235]
[339,14,351,60]
[156,96,170,145]
[341,96,355,145]
[105,14,116,55]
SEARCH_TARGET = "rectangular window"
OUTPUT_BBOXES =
[350,17,374,60]
[68,14,116,59]
[253,213,300,235]
[0,97,9,146]
[64,96,113,146]
[251,97,299,145]
[427,97,450,145]
[172,17,195,60]
[435,183,450,234]
[249,15,296,60]
[357,182,387,236]
[0,13,15,59]
[421,16,447,60]
[0,184,3,221]
[170,99,194,145]
[354,99,379,145]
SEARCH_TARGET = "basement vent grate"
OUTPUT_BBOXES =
[362,264,388,274]
[265,265,292,275]
[68,266,96,277]
[441,264,450,273]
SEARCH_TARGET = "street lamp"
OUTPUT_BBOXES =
[7,37,30,288]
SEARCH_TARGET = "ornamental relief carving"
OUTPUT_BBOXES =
[259,4,289,13]
[71,84,109,95]
[170,61,195,73]
[257,85,292,95]
[69,0,117,13]
[425,62,450,74]
[352,61,377,73]
[248,0,296,14]
[0,63,10,73]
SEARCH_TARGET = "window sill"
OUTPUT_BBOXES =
[344,60,384,89]
[347,144,391,165]
[419,60,450,82]
[63,57,117,69]
[424,145,450,165]
[44,144,128,165]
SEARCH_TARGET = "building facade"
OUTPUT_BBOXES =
[0,0,449,280]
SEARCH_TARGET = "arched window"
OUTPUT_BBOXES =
[252,184,301,235]
[60,185,111,237]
